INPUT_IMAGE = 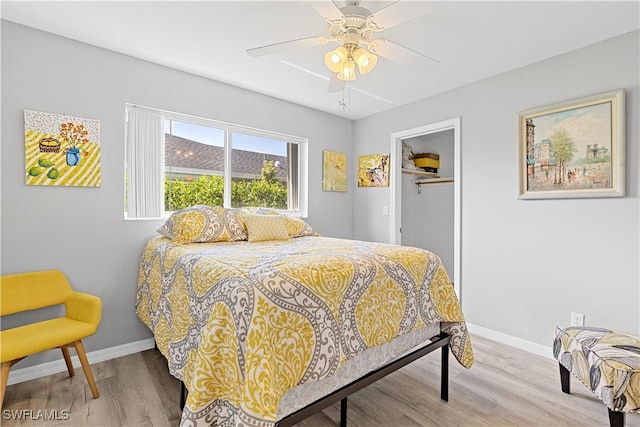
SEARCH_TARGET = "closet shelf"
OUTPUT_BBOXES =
[402,168,440,178]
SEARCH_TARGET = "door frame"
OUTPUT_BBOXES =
[389,117,461,298]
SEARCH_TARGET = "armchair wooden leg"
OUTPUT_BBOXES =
[0,359,23,409]
[73,340,99,399]
[61,346,75,377]
[1,361,11,408]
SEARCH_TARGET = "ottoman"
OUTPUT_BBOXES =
[553,326,640,427]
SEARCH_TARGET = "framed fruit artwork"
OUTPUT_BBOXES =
[24,110,101,187]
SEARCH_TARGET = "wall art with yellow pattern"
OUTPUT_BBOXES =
[322,150,347,192]
[358,153,389,187]
[24,110,101,187]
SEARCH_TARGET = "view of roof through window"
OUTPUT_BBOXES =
[165,120,287,156]
[164,118,296,212]
[125,105,307,218]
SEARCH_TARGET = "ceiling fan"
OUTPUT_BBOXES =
[247,1,440,91]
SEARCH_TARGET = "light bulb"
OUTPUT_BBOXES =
[324,46,348,73]
[353,47,377,75]
[337,59,356,81]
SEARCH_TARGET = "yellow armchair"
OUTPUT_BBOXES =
[0,270,102,407]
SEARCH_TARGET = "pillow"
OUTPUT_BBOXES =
[255,209,320,238]
[156,205,247,244]
[243,214,289,242]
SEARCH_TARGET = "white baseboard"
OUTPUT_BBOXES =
[467,323,554,360]
[6,327,554,386]
[7,338,156,386]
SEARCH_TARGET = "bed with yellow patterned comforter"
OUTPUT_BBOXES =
[136,235,473,426]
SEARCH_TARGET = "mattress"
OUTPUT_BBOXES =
[135,235,473,426]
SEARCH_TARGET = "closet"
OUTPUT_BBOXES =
[401,129,455,281]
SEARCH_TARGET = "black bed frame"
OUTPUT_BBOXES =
[180,332,450,427]
[278,332,451,426]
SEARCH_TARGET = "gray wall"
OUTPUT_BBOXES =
[354,30,640,345]
[1,21,354,367]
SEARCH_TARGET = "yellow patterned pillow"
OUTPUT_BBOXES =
[255,209,320,238]
[243,214,289,242]
[156,205,247,243]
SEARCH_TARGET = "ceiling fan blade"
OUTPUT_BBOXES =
[367,39,440,73]
[247,36,331,57]
[311,1,345,24]
[367,1,427,31]
[328,73,345,92]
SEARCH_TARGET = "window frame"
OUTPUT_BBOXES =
[125,104,308,219]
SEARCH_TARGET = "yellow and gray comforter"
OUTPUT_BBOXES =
[136,236,473,426]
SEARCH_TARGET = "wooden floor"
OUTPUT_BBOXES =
[3,334,637,426]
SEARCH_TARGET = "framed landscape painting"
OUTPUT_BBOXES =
[518,89,624,199]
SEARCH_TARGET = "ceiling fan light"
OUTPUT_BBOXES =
[324,46,348,73]
[354,48,377,75]
[337,59,356,81]
[324,52,342,73]
[352,47,367,66]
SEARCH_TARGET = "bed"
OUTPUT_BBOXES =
[135,206,473,426]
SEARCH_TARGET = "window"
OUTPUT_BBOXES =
[125,105,308,219]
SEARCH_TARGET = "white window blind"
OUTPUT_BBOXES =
[126,109,164,218]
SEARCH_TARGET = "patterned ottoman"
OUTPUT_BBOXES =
[553,326,640,427]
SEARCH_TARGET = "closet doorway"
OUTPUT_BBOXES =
[389,117,461,298]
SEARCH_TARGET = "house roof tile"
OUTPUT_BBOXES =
[165,134,287,178]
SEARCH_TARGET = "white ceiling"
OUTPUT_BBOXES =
[2,1,639,119]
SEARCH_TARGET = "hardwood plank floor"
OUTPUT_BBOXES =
[2,334,638,426]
